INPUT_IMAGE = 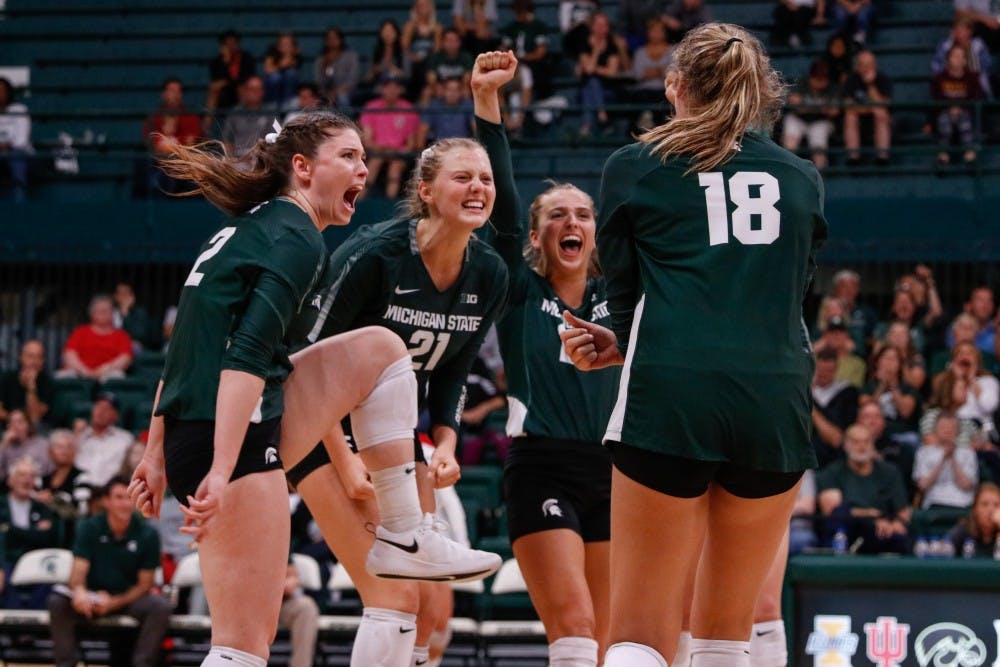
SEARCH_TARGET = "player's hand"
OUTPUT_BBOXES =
[129,454,167,519]
[471,51,519,93]
[336,452,375,501]
[179,469,228,543]
[560,311,624,371]
[430,448,461,488]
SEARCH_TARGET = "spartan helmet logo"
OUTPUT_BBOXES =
[541,499,563,518]
[265,447,279,465]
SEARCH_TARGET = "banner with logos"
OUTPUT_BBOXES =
[795,587,1000,667]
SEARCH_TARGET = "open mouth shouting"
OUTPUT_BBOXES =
[559,233,584,260]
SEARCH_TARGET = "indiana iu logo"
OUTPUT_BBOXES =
[865,616,910,667]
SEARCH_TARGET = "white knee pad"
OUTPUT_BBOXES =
[350,607,418,667]
[690,638,751,667]
[351,356,417,450]
[673,631,692,667]
[604,642,669,667]
[549,636,598,666]
[750,620,787,667]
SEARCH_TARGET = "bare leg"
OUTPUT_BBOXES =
[584,540,611,660]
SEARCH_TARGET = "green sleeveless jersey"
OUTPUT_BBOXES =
[477,118,620,443]
[157,199,327,422]
[599,133,828,466]
[290,217,509,432]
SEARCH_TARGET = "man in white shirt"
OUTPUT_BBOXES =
[0,77,31,202]
[914,412,978,509]
[75,393,133,488]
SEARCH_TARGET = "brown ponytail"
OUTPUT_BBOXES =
[640,23,784,173]
[159,111,359,216]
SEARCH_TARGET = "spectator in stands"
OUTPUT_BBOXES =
[360,71,421,198]
[0,77,32,202]
[782,59,840,170]
[921,362,981,448]
[943,341,999,424]
[48,476,170,667]
[932,44,985,165]
[206,30,257,129]
[0,410,52,483]
[403,0,444,102]
[424,28,475,104]
[873,287,926,355]
[0,339,52,429]
[895,265,945,335]
[284,83,324,124]
[629,18,674,132]
[221,75,274,158]
[856,400,893,455]
[933,18,993,98]
[914,412,978,509]
[117,440,146,480]
[947,481,1000,557]
[420,77,474,145]
[458,354,507,464]
[314,28,361,110]
[790,469,819,554]
[59,294,133,382]
[817,424,912,554]
[142,78,201,196]
[860,345,920,440]
[263,32,304,110]
[812,348,859,465]
[662,0,711,44]
[821,33,854,86]
[831,0,874,46]
[36,430,83,526]
[772,0,826,49]
[954,0,1000,52]
[368,20,409,91]
[831,268,877,355]
[499,0,554,130]
[0,458,61,608]
[620,0,668,50]
[112,281,155,352]
[870,321,927,391]
[453,0,498,54]
[75,393,133,488]
[843,49,892,165]
[813,315,867,387]
[812,294,849,340]
[560,0,599,59]
[279,560,320,667]
[576,12,625,137]
[948,285,998,356]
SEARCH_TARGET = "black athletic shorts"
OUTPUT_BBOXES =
[163,415,283,505]
[284,416,425,488]
[608,441,803,500]
[503,436,612,543]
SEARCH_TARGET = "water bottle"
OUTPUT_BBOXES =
[833,529,848,555]
[963,537,977,559]
[914,535,929,559]
[943,538,955,559]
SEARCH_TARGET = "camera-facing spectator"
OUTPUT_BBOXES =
[772,0,826,49]
[37,430,84,517]
[112,281,156,352]
[932,44,985,166]
[947,481,1000,557]
[813,314,867,388]
[782,59,840,170]
[821,33,854,87]
[263,32,304,109]
[221,75,275,158]
[59,295,133,382]
[629,18,674,132]
[832,0,874,46]
[873,287,926,355]
[284,84,325,124]
[830,269,878,356]
[75,393,134,489]
[914,412,978,510]
[870,321,927,391]
[0,410,53,484]
[0,458,61,608]
[812,348,859,465]
[206,30,257,128]
[576,12,626,137]
[142,78,201,196]
[860,345,920,440]
[933,18,993,98]
[843,49,892,166]
[921,367,981,448]
[420,77,474,145]
[403,0,444,102]
[0,77,32,202]
[937,342,1000,424]
[935,313,998,377]
[424,28,474,104]
[947,286,998,357]
[360,71,421,199]
[0,339,53,429]
[314,28,361,109]
[894,265,944,332]
[499,0,554,128]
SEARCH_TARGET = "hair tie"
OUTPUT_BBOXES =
[264,119,283,144]
[420,146,434,162]
[723,37,743,52]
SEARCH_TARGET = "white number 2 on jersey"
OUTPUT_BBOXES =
[698,172,780,246]
[184,227,237,287]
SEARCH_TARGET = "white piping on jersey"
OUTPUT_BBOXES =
[506,395,528,438]
[306,245,368,344]
[604,293,646,443]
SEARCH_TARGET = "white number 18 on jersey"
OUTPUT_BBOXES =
[699,171,780,246]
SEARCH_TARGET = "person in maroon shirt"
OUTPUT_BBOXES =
[58,295,133,382]
[142,78,201,195]
[931,44,984,166]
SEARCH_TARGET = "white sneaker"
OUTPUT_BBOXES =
[366,513,502,583]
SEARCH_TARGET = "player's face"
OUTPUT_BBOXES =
[300,128,368,228]
[532,188,596,278]
[424,147,495,229]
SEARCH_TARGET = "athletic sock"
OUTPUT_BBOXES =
[200,646,266,667]
[750,620,787,667]
[604,641,669,667]
[412,644,430,667]
[369,462,423,534]
[673,630,692,667]
[690,638,751,667]
[351,607,418,667]
[549,636,599,666]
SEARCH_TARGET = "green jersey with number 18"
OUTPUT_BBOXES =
[157,199,327,422]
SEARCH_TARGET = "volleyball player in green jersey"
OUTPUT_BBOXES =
[472,52,619,666]
[127,112,491,667]
[562,24,828,667]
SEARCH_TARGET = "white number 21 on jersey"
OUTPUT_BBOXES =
[698,172,780,246]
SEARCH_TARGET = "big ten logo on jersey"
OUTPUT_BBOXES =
[460,293,478,304]
[865,617,910,667]
[805,615,859,667]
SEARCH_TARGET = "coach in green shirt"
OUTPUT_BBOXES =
[47,475,170,667]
